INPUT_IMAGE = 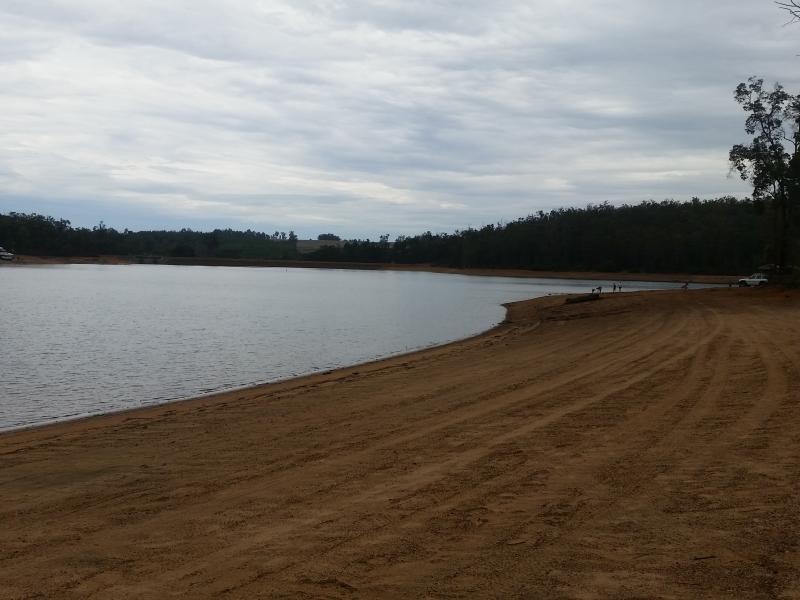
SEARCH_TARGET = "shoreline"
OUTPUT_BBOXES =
[3,253,735,284]
[0,300,520,437]
[1,266,708,437]
[1,287,797,598]
[1,289,551,441]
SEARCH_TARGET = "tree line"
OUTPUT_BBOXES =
[1,196,776,274]
[306,197,773,274]
[0,213,299,260]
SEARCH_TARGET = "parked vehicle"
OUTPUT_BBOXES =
[738,272,768,287]
[0,246,14,261]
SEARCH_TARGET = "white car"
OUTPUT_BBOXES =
[0,246,14,261]
[738,272,768,287]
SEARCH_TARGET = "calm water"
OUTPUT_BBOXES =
[1,265,681,431]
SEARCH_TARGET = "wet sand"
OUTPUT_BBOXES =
[1,287,798,598]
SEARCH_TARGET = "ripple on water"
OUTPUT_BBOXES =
[0,265,684,430]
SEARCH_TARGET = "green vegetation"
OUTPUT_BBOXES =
[1,196,774,274]
[316,198,769,275]
[0,213,299,260]
[729,77,799,274]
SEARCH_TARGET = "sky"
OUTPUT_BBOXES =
[0,1,798,238]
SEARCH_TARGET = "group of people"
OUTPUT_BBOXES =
[592,281,691,294]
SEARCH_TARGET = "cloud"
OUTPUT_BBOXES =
[0,0,797,237]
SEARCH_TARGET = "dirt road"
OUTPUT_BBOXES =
[1,288,798,598]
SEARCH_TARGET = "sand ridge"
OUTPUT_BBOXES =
[0,287,798,598]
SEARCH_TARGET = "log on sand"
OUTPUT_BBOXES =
[0,288,798,599]
[565,292,600,304]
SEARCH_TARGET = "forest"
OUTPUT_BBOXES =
[312,197,774,274]
[0,214,299,260]
[0,196,781,275]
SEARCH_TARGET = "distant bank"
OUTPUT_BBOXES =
[4,254,735,284]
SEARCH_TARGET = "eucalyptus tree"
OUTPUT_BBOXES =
[729,77,799,272]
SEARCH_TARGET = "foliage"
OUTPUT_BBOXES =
[729,78,799,271]
[0,196,772,274]
[0,213,299,260]
[306,238,393,262]
[310,198,769,274]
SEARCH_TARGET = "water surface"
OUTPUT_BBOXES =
[1,265,681,430]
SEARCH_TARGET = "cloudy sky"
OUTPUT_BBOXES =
[0,1,798,237]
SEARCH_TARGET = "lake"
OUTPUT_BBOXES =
[0,265,682,431]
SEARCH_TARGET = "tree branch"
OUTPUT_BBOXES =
[777,0,800,22]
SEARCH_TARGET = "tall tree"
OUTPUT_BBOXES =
[729,77,799,271]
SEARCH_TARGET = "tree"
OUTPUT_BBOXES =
[729,77,799,271]
[317,233,340,241]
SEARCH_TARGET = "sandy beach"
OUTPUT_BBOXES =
[1,287,798,598]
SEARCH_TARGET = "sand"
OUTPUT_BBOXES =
[0,287,798,598]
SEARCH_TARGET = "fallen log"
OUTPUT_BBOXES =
[565,293,600,304]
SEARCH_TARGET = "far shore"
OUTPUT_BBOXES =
[3,253,735,284]
[0,287,797,598]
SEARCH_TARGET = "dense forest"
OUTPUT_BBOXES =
[308,197,774,274]
[0,214,300,260]
[0,196,781,274]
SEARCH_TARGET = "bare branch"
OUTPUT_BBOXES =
[777,0,800,23]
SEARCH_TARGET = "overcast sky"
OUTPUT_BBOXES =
[0,1,798,238]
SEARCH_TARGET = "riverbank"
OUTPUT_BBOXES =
[0,287,797,598]
[3,254,734,284]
